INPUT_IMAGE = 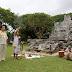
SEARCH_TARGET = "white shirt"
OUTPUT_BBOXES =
[0,30,8,45]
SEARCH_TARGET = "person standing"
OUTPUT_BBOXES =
[0,25,8,62]
[13,26,21,60]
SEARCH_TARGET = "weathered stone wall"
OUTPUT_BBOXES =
[26,39,60,53]
[26,15,72,54]
[49,15,72,41]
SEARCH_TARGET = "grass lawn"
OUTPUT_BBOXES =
[0,44,72,72]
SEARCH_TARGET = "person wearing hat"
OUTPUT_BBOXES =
[66,45,72,60]
[64,45,72,56]
[66,45,71,52]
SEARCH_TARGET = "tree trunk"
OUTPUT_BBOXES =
[38,28,41,39]
[38,34,40,39]
[33,26,45,40]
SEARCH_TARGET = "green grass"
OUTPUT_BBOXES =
[0,44,72,72]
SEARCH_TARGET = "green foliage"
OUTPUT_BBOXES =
[19,26,37,41]
[67,13,72,19]
[20,13,53,39]
[2,7,72,40]
[23,13,53,28]
[51,13,72,22]
[0,7,18,29]
[7,32,14,43]
[51,14,65,22]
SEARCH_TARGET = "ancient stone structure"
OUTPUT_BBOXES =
[49,15,72,41]
[26,15,72,54]
[26,39,59,53]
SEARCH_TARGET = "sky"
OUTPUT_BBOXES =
[0,0,72,16]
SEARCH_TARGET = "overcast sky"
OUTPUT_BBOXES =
[0,0,72,16]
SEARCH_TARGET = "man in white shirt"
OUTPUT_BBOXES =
[0,25,8,62]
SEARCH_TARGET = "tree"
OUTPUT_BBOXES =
[0,21,2,30]
[67,13,72,19]
[0,7,18,31]
[22,13,53,39]
[51,14,65,22]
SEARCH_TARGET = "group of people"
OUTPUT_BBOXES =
[0,25,21,62]
[0,24,72,62]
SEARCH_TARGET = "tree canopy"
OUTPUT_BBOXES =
[1,7,72,41]
[19,13,53,39]
[0,7,18,29]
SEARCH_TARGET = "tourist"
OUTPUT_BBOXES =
[0,25,8,62]
[13,26,21,60]
[21,41,24,51]
[64,45,72,56]
[65,45,72,60]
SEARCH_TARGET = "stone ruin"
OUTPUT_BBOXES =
[26,39,59,53]
[49,15,72,41]
[26,15,72,54]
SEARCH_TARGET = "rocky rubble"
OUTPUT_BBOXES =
[26,39,64,53]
